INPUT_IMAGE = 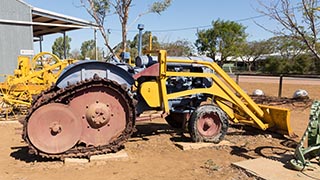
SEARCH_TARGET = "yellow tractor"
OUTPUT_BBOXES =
[0,52,75,119]
[22,49,294,158]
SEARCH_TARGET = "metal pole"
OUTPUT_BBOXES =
[149,32,152,51]
[236,74,239,84]
[63,31,67,59]
[278,75,283,97]
[137,24,144,56]
[39,36,43,52]
[94,29,98,60]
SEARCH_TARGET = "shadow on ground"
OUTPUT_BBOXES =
[10,145,59,163]
[130,122,189,142]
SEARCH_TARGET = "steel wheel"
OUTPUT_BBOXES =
[188,104,228,143]
[68,82,132,147]
[27,103,81,154]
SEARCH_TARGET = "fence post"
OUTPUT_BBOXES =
[278,75,283,97]
[236,74,239,84]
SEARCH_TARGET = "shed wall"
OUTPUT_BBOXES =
[0,0,33,81]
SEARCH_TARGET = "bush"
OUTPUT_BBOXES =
[260,54,317,74]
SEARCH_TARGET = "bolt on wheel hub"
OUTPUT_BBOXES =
[86,101,111,128]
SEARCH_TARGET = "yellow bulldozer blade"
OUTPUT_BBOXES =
[258,104,296,137]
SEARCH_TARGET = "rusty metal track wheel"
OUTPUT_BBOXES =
[27,103,81,154]
[188,104,228,143]
[23,78,135,158]
[68,81,132,147]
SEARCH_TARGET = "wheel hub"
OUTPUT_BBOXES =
[197,112,221,137]
[68,86,128,146]
[49,121,62,135]
[86,102,111,128]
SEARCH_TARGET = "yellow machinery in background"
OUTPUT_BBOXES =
[0,52,76,119]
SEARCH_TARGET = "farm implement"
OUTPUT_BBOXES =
[0,52,75,119]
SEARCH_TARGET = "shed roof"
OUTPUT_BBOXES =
[31,7,98,37]
[0,0,99,37]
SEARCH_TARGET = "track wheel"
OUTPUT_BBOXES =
[188,104,228,143]
[27,103,81,154]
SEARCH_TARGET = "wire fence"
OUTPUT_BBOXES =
[234,73,320,97]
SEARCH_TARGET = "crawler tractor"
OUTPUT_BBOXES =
[23,50,294,158]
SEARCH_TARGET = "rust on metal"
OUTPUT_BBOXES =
[197,112,222,137]
[23,77,136,159]
[27,103,81,154]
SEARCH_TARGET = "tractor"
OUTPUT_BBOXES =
[22,50,294,159]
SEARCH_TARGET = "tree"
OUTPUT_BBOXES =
[80,0,171,56]
[161,39,194,56]
[80,39,96,59]
[257,0,320,61]
[267,36,306,59]
[52,36,71,59]
[130,31,160,49]
[239,40,272,71]
[195,19,247,66]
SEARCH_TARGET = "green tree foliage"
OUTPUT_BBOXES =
[130,31,160,50]
[80,40,96,59]
[161,40,194,56]
[261,55,316,74]
[195,19,247,65]
[267,36,306,59]
[127,31,160,59]
[258,35,313,74]
[52,36,71,59]
[239,40,272,71]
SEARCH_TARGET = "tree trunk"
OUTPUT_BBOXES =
[248,63,252,72]
[121,22,127,52]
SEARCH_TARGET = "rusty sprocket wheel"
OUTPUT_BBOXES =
[23,77,136,159]
[27,103,81,154]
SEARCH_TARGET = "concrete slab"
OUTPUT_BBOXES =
[0,120,20,125]
[90,150,129,162]
[175,140,232,151]
[232,157,320,180]
[64,158,89,165]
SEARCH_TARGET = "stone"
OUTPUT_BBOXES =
[64,158,89,165]
[90,150,129,162]
[175,140,232,151]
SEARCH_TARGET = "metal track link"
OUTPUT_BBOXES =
[22,77,136,159]
[289,100,320,170]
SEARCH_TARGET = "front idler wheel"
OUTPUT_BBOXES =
[188,104,228,143]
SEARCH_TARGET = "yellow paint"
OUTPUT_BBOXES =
[0,52,77,116]
[141,50,293,136]
[140,81,161,107]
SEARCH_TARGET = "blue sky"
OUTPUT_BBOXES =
[24,0,276,53]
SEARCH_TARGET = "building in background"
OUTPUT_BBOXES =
[0,0,97,81]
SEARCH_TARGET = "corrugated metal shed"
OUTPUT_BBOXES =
[0,0,98,81]
[0,0,33,80]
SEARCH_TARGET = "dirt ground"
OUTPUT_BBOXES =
[0,76,320,180]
